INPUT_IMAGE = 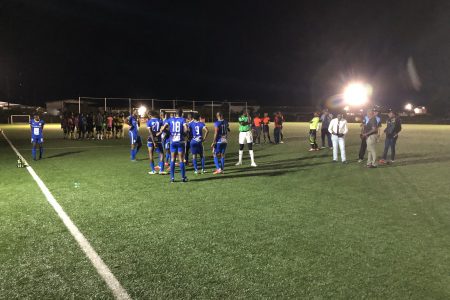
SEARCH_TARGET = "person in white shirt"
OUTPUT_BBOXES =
[328,113,348,163]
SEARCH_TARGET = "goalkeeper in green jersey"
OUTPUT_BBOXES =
[236,110,257,167]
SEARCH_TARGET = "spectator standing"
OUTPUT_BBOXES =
[262,113,271,143]
[308,112,320,151]
[379,110,402,164]
[328,112,348,163]
[320,109,332,149]
[361,110,379,168]
[253,113,262,144]
[273,112,283,144]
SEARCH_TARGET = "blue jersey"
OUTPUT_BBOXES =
[214,120,229,143]
[165,117,186,143]
[128,115,139,135]
[147,118,163,142]
[30,119,45,137]
[189,121,206,142]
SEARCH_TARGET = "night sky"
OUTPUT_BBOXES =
[1,0,449,111]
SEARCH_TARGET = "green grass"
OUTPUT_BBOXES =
[1,122,450,299]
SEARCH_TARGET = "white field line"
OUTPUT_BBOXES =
[1,130,131,300]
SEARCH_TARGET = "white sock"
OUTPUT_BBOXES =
[249,150,255,163]
[238,150,243,162]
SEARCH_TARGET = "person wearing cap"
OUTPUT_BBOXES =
[361,110,379,168]
[328,112,348,163]
[379,110,402,164]
[358,108,381,162]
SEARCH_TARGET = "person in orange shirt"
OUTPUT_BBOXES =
[253,113,262,144]
[262,112,272,143]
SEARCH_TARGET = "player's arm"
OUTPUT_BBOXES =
[203,126,209,141]
[183,123,188,141]
[211,126,218,148]
[157,123,168,136]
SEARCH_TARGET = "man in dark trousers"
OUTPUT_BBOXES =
[320,109,332,149]
[379,110,402,164]
[358,108,381,162]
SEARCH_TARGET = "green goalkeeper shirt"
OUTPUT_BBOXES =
[238,115,251,132]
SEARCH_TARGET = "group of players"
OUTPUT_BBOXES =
[127,108,242,183]
[60,112,126,140]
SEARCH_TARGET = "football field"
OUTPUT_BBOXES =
[1,123,450,299]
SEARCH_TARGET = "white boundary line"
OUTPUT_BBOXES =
[1,130,131,300]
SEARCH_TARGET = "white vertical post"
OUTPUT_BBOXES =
[173,100,176,109]
[211,100,214,122]
[193,101,195,111]
[245,101,248,112]
[151,99,154,111]
[128,98,131,115]
[78,96,81,114]
[104,97,107,112]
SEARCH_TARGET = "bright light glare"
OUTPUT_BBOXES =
[413,107,420,114]
[138,105,147,117]
[343,83,371,106]
[343,106,350,111]
[404,103,413,111]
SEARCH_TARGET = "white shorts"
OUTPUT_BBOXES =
[239,131,253,144]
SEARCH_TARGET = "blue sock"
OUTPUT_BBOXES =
[221,157,225,170]
[170,160,175,179]
[166,153,170,163]
[180,162,186,178]
[39,146,43,158]
[201,157,205,170]
[159,161,164,172]
[214,156,220,170]
[131,149,136,160]
[32,147,36,160]
[192,157,198,171]
[150,161,155,172]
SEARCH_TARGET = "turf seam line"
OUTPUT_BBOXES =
[1,130,131,300]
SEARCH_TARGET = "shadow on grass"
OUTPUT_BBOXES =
[45,150,84,159]
[388,156,450,167]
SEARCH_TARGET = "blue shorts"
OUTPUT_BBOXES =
[147,141,163,153]
[170,142,185,153]
[129,131,141,145]
[190,140,203,155]
[31,136,43,144]
[214,142,227,154]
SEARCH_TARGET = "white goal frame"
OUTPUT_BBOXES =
[10,115,31,124]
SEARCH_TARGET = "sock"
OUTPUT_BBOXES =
[249,150,255,163]
[221,157,225,170]
[39,146,44,159]
[201,157,205,170]
[192,157,198,171]
[166,152,170,163]
[32,147,36,160]
[159,161,164,172]
[131,149,136,160]
[238,150,243,162]
[170,160,175,179]
[214,156,220,170]
[150,161,155,172]
[180,162,186,178]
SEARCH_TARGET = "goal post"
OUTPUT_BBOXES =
[10,115,31,124]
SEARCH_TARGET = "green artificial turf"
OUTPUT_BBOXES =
[1,123,449,299]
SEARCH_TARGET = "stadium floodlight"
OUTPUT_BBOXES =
[404,103,413,111]
[343,106,350,112]
[138,105,147,117]
[343,82,372,106]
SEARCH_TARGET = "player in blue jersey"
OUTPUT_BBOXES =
[146,111,167,175]
[211,112,230,174]
[158,108,188,183]
[127,110,142,161]
[160,111,171,167]
[188,114,209,174]
[30,114,45,160]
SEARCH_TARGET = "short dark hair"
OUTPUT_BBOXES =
[177,108,183,117]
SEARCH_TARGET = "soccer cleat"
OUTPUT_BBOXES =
[131,159,137,162]
[332,160,338,163]
[308,148,315,152]
[159,171,168,175]
[201,169,207,174]
[148,171,157,175]
[194,170,198,175]
[342,161,348,164]
[320,146,326,149]
[170,178,175,183]
[213,169,222,174]
[235,161,242,166]
[357,159,363,163]
[378,159,387,165]
[280,141,284,144]
[182,177,188,183]
[251,162,257,167]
